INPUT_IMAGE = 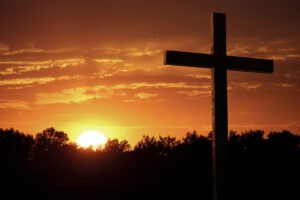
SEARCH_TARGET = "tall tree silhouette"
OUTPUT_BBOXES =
[33,127,69,159]
[0,128,34,164]
[103,138,131,153]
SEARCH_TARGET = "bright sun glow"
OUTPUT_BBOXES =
[76,130,107,150]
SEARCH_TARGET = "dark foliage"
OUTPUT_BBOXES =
[0,128,34,163]
[33,127,69,160]
[103,138,131,153]
[0,128,299,200]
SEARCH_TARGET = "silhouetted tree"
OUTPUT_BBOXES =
[0,127,299,200]
[134,135,180,158]
[239,130,265,153]
[267,130,300,151]
[33,127,69,159]
[179,130,211,154]
[134,135,158,155]
[0,128,34,163]
[156,136,180,157]
[103,138,131,153]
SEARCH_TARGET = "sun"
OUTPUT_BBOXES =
[76,130,107,150]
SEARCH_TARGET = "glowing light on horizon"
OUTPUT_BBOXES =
[76,130,107,150]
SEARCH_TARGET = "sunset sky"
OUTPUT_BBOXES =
[0,0,299,144]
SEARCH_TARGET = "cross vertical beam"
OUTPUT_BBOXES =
[164,12,273,200]
[211,13,229,200]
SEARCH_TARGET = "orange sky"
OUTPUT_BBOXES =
[0,0,299,145]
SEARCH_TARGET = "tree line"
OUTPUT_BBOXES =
[0,127,299,200]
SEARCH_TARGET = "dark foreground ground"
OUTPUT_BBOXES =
[0,128,299,200]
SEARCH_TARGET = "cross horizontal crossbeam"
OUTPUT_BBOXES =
[165,50,273,73]
[164,13,274,200]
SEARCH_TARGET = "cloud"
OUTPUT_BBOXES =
[7,85,34,90]
[228,42,251,55]
[34,82,211,105]
[279,83,295,88]
[230,81,297,91]
[230,82,263,90]
[228,39,300,61]
[0,77,56,86]
[284,73,293,78]
[33,79,296,105]
[0,47,77,56]
[185,74,211,79]
[105,47,161,57]
[135,92,158,99]
[0,67,16,75]
[177,90,211,97]
[0,99,29,109]
[0,60,52,65]
[284,71,300,79]
[35,85,111,104]
[270,83,296,88]
[240,111,256,115]
[91,66,150,79]
[0,58,85,74]
[267,54,300,60]
[94,58,123,64]
[20,58,85,72]
[229,120,300,130]
[0,75,84,87]
[112,82,210,90]
[0,43,9,52]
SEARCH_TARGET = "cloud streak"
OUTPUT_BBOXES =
[0,99,29,109]
[0,58,85,74]
[105,47,161,57]
[35,86,112,104]
[94,58,123,64]
[228,39,300,61]
[135,92,158,99]
[0,47,78,56]
[0,75,84,87]
[34,82,211,104]
[177,90,211,97]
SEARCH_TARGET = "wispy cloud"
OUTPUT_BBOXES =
[0,67,16,75]
[177,90,211,97]
[91,66,150,79]
[230,82,263,90]
[35,85,111,104]
[185,74,211,79]
[0,99,29,109]
[240,111,256,115]
[94,58,123,64]
[0,47,77,56]
[228,39,300,61]
[284,71,300,79]
[0,43,9,52]
[270,83,296,88]
[230,81,297,91]
[105,47,161,57]
[113,82,210,90]
[135,92,158,99]
[0,58,85,74]
[279,83,295,88]
[34,82,211,105]
[34,79,296,105]
[229,120,300,130]
[0,75,84,87]
[0,60,53,65]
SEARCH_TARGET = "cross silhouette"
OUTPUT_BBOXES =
[164,13,273,200]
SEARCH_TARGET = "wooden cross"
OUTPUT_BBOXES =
[164,13,273,200]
